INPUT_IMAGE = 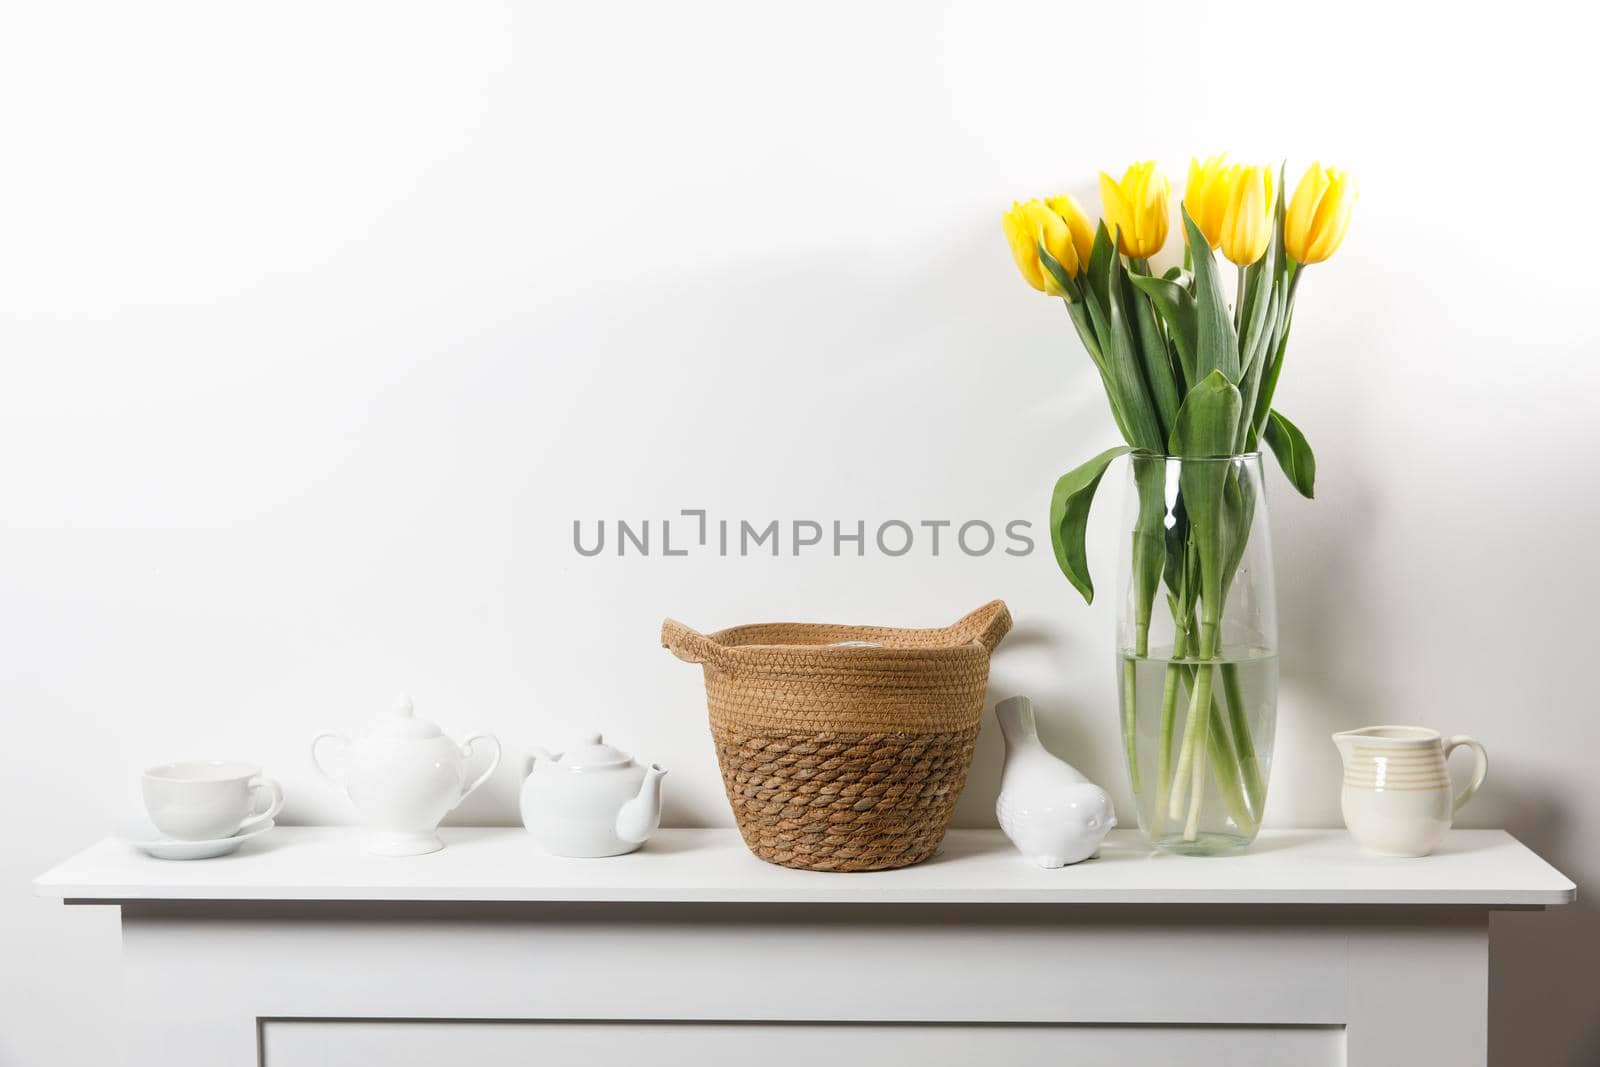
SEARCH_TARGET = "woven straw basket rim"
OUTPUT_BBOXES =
[661,600,1011,736]
[662,600,1011,664]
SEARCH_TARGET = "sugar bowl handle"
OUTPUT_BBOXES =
[458,734,502,803]
[1443,735,1488,813]
[311,732,352,796]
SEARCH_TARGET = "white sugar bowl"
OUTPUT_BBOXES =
[520,734,666,858]
[313,697,502,856]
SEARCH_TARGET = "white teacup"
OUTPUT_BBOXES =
[142,761,284,841]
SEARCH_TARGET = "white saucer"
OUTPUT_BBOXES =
[117,819,275,860]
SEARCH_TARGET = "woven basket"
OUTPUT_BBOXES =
[661,600,1011,872]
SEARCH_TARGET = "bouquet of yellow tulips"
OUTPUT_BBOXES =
[1003,157,1355,849]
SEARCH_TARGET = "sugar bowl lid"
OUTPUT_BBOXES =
[368,696,442,740]
[561,733,634,771]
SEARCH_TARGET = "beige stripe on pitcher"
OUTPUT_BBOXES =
[1344,779,1448,791]
[1345,769,1448,780]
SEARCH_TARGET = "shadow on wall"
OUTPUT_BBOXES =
[954,620,1085,830]
[1489,772,1600,1065]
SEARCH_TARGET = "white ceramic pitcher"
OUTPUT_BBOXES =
[1333,725,1487,857]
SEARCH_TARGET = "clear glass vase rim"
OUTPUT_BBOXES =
[1129,450,1263,463]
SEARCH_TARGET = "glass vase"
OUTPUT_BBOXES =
[1116,452,1277,855]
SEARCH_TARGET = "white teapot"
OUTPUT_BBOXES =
[313,697,501,856]
[520,734,665,857]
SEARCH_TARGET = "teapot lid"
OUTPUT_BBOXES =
[369,696,442,740]
[561,733,633,771]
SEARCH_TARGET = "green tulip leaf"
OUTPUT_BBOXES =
[1086,222,1116,310]
[1250,305,1292,444]
[1182,207,1240,384]
[1169,370,1242,458]
[1038,243,1078,301]
[1238,245,1275,377]
[1125,267,1179,438]
[1168,371,1243,646]
[1083,254,1163,453]
[1129,274,1197,390]
[1248,174,1295,444]
[1264,409,1316,499]
[1050,445,1131,604]
[1130,453,1169,634]
[1163,491,1194,618]
[1062,298,1104,368]
[1236,275,1281,451]
[1218,462,1258,602]
[1180,458,1229,650]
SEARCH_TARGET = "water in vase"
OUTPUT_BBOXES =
[1118,644,1278,855]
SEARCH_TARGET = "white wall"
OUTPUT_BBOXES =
[2,1,1595,1063]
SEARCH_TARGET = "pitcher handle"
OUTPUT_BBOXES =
[458,734,502,803]
[1443,735,1488,813]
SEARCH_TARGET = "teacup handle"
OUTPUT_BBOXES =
[311,732,351,795]
[240,776,285,833]
[1443,735,1488,813]
[458,734,502,803]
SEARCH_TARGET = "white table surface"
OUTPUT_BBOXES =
[33,827,1575,906]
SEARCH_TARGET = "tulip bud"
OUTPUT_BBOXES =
[1286,162,1357,265]
[1219,165,1274,267]
[1043,193,1096,277]
[1183,154,1231,250]
[1098,161,1170,259]
[1002,197,1089,296]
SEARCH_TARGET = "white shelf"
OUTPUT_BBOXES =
[34,827,1575,907]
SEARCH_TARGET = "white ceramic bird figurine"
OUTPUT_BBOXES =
[994,695,1116,868]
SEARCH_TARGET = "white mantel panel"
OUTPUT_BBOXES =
[35,828,1576,907]
[261,1020,1346,1067]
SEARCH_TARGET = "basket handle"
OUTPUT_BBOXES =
[946,599,1012,653]
[661,618,725,666]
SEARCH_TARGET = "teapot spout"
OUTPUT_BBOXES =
[615,764,666,845]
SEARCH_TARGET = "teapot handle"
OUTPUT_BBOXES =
[458,734,503,803]
[311,732,352,795]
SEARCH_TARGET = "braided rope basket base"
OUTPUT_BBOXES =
[661,601,1011,872]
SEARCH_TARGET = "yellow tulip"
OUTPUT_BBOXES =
[1002,198,1087,295]
[1099,161,1170,259]
[1043,193,1096,277]
[1219,164,1274,266]
[1184,153,1231,250]
[1286,162,1357,264]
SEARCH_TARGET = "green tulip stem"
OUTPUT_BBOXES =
[1187,661,1258,836]
[1122,622,1150,794]
[1151,627,1189,839]
[1182,693,1211,841]
[1220,663,1264,812]
[1166,620,1219,823]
